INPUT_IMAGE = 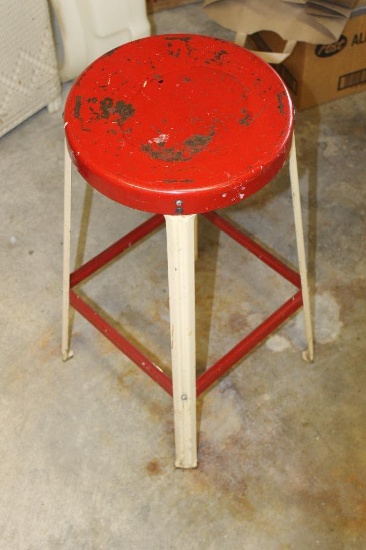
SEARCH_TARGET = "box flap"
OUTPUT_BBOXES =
[203,0,352,43]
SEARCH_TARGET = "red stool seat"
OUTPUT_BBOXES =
[64,34,293,215]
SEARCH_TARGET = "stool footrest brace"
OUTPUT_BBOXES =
[196,291,302,396]
[71,214,165,287]
[69,212,304,397]
[69,289,173,395]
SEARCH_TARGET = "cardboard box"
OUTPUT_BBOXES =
[147,0,200,13]
[251,3,366,109]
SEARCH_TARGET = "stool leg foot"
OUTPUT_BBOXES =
[289,136,314,363]
[62,139,73,362]
[165,214,197,469]
[302,349,313,363]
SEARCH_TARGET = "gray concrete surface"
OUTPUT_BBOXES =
[1,3,365,549]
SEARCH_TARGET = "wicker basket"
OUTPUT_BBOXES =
[0,0,61,138]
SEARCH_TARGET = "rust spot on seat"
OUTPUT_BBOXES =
[74,96,82,118]
[141,144,184,162]
[184,133,214,153]
[165,35,194,58]
[100,97,135,122]
[239,109,253,126]
[205,49,228,64]
[84,97,135,127]
[100,97,114,118]
[277,92,284,114]
[114,100,135,123]
[215,49,228,60]
[141,132,214,162]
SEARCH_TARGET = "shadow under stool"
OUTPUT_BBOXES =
[62,34,314,469]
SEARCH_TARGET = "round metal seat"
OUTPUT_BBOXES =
[64,34,293,215]
[62,34,313,469]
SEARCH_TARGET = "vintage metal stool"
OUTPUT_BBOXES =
[62,34,314,469]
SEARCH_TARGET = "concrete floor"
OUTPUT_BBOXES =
[1,4,366,549]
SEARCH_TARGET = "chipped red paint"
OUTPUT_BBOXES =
[64,34,293,215]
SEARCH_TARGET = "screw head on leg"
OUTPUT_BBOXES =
[175,200,184,214]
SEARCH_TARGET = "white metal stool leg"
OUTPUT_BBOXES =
[194,215,198,261]
[165,214,197,469]
[289,136,314,362]
[62,139,73,361]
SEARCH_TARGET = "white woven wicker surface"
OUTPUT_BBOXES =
[0,0,61,138]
